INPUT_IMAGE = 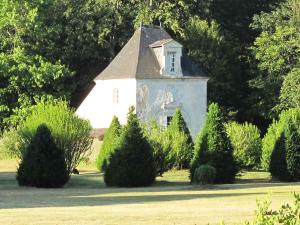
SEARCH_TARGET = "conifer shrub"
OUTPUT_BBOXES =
[225,122,262,169]
[268,108,300,181]
[16,124,69,188]
[96,116,121,172]
[261,108,300,171]
[285,116,300,181]
[193,164,216,184]
[19,100,93,174]
[104,107,156,187]
[163,108,194,169]
[269,133,291,181]
[190,103,237,184]
[261,120,286,171]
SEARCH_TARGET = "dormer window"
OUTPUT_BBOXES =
[150,38,183,76]
[167,51,176,73]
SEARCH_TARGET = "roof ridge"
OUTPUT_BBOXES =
[133,27,143,77]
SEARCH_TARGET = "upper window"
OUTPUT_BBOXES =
[167,51,176,73]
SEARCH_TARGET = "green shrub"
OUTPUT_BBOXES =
[225,122,262,169]
[269,133,291,181]
[0,129,23,159]
[190,103,237,184]
[163,108,193,169]
[16,124,69,188]
[244,193,300,225]
[96,116,121,172]
[104,107,156,187]
[285,115,300,181]
[268,108,300,181]
[193,164,216,184]
[261,108,299,171]
[142,120,167,176]
[19,100,93,174]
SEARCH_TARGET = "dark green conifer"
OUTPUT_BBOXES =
[17,124,69,188]
[285,117,300,181]
[190,103,237,183]
[96,116,122,172]
[269,133,291,181]
[104,106,156,187]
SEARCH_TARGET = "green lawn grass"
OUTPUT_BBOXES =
[0,159,299,225]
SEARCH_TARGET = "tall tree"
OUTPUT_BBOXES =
[250,0,300,119]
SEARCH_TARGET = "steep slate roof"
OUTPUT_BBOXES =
[95,25,206,80]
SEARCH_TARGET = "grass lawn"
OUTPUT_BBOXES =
[0,159,299,225]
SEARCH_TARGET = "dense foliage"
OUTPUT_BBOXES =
[224,193,300,225]
[19,100,93,174]
[190,103,237,184]
[261,108,300,171]
[96,116,121,172]
[104,107,155,187]
[142,120,167,176]
[226,122,262,169]
[163,109,193,169]
[250,0,300,119]
[265,108,300,181]
[17,124,69,188]
[0,0,289,133]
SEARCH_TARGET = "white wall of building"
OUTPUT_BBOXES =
[136,78,208,138]
[76,79,137,128]
[76,77,208,139]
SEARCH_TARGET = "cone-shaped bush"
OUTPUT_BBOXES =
[168,108,193,145]
[104,106,156,187]
[285,116,300,181]
[164,108,194,169]
[17,124,69,188]
[96,116,121,172]
[190,103,237,183]
[269,133,290,181]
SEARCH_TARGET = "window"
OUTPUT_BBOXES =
[113,88,119,104]
[167,116,173,126]
[167,52,176,73]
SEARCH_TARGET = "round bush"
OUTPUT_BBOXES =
[226,122,262,169]
[17,124,69,188]
[193,165,216,184]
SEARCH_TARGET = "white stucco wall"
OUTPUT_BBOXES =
[136,78,208,138]
[76,79,136,128]
[76,77,208,139]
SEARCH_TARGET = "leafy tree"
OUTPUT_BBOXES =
[190,103,237,184]
[104,106,155,187]
[96,116,121,172]
[226,122,262,169]
[250,0,300,118]
[278,67,300,111]
[17,124,69,188]
[19,100,93,174]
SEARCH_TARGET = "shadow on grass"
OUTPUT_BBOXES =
[0,170,299,210]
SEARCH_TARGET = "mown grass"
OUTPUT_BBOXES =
[0,159,299,225]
